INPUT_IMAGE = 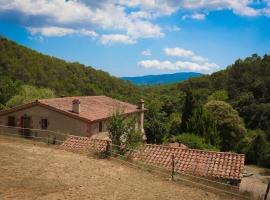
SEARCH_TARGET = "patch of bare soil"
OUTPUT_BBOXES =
[0,135,241,200]
[240,165,270,199]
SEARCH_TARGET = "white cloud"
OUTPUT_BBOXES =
[1,0,269,45]
[164,47,209,63]
[0,0,164,43]
[141,49,152,56]
[119,0,266,18]
[191,55,209,62]
[165,25,181,32]
[27,26,98,38]
[138,59,219,73]
[182,13,206,20]
[100,34,136,45]
[164,47,194,57]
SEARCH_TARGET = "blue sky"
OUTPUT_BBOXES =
[0,0,270,77]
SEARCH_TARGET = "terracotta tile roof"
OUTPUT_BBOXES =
[61,136,245,181]
[38,96,144,122]
[61,135,110,152]
[168,142,188,149]
[133,144,245,181]
[0,95,145,123]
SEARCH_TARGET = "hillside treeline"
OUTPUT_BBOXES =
[0,36,141,108]
[143,54,270,168]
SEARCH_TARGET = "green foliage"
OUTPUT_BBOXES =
[208,90,228,102]
[107,110,127,147]
[180,90,197,132]
[174,133,218,151]
[204,100,247,151]
[0,36,140,103]
[125,130,143,150]
[187,107,220,146]
[0,75,21,105]
[6,85,55,107]
[107,110,143,150]
[0,103,6,110]
[237,130,270,168]
[144,100,167,144]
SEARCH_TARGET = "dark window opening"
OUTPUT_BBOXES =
[8,116,15,127]
[41,119,48,129]
[99,122,102,132]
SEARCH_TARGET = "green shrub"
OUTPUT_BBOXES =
[237,130,270,168]
[174,133,219,151]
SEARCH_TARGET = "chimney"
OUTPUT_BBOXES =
[137,99,144,110]
[137,99,145,139]
[72,99,80,114]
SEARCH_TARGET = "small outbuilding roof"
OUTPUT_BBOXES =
[0,96,146,123]
[133,144,245,181]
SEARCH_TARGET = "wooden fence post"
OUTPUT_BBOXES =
[264,180,270,200]
[171,154,175,181]
[106,140,110,157]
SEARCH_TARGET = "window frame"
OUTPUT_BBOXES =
[98,121,103,132]
[41,119,48,130]
[7,116,15,127]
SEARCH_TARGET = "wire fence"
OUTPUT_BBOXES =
[0,125,269,200]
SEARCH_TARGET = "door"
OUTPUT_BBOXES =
[21,115,32,137]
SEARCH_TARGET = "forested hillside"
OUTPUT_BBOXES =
[143,54,270,168]
[0,36,269,168]
[0,36,140,108]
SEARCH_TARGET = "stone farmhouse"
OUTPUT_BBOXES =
[0,96,146,141]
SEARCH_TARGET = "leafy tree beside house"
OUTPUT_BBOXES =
[107,110,143,151]
[204,100,247,151]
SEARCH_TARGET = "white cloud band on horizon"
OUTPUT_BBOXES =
[138,59,219,74]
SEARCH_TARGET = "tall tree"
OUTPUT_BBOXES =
[204,100,247,151]
[180,90,197,132]
[187,107,220,146]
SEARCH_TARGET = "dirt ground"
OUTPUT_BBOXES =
[240,165,270,199]
[0,135,244,200]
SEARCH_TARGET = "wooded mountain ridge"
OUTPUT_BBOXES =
[121,72,203,85]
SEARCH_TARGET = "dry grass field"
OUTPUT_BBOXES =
[0,135,245,200]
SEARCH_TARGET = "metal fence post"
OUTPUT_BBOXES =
[171,154,175,181]
[264,180,270,200]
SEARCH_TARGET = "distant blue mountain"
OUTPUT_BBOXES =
[121,72,204,85]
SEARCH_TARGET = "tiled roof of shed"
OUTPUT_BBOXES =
[61,135,110,152]
[38,96,144,122]
[61,136,245,181]
[133,144,245,181]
